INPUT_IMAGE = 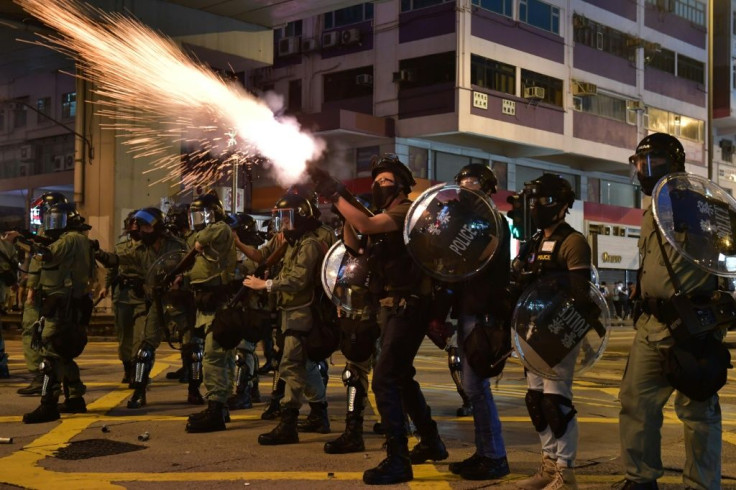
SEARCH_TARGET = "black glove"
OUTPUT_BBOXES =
[90,239,100,251]
[307,167,344,202]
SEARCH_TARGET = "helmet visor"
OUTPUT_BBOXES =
[43,210,67,231]
[271,208,295,232]
[189,209,206,229]
[629,153,669,183]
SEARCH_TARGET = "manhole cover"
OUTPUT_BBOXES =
[54,439,147,460]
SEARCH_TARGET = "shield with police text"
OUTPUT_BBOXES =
[511,273,611,380]
[403,183,504,282]
[321,240,373,315]
[653,173,736,277]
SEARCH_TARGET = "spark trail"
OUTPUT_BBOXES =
[16,0,325,189]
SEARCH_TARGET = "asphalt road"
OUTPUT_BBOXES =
[1,327,736,489]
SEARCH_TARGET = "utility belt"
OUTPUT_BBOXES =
[118,276,145,295]
[643,292,736,342]
[191,283,232,313]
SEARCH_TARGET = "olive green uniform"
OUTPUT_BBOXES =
[21,257,43,374]
[189,221,236,404]
[108,239,146,362]
[619,206,722,489]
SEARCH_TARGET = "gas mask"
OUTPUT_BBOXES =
[140,231,158,246]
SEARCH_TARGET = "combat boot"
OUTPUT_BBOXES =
[0,363,9,379]
[517,454,557,490]
[363,435,413,485]
[121,360,133,385]
[324,414,364,454]
[188,402,230,422]
[258,407,299,445]
[185,400,227,433]
[166,365,185,380]
[227,388,252,410]
[545,465,577,490]
[297,401,330,433]
[17,373,44,395]
[127,385,147,409]
[23,396,60,424]
[58,397,87,414]
[261,394,282,420]
[408,417,448,464]
[250,378,261,403]
[187,379,204,405]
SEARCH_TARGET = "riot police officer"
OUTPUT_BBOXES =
[445,163,511,481]
[618,133,725,489]
[0,228,18,378]
[184,193,237,432]
[17,191,69,396]
[311,154,447,485]
[241,193,330,444]
[16,202,95,423]
[512,174,591,489]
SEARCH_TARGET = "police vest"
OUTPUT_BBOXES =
[523,222,578,278]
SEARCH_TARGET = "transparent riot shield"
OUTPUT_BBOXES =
[321,240,373,315]
[511,273,611,380]
[652,173,736,277]
[404,183,504,282]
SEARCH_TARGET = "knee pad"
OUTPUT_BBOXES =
[447,346,462,372]
[135,343,155,363]
[341,365,362,388]
[541,393,576,438]
[38,357,55,376]
[525,389,547,432]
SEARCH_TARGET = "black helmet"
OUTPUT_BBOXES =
[454,163,498,194]
[287,183,321,219]
[523,174,575,229]
[370,154,416,194]
[630,132,686,195]
[230,212,264,247]
[165,203,190,234]
[272,193,317,231]
[189,192,225,230]
[30,191,68,233]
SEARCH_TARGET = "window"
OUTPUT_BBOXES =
[646,0,705,27]
[519,0,560,35]
[401,0,452,12]
[36,97,51,124]
[434,152,488,183]
[356,146,379,176]
[600,180,638,207]
[646,106,704,142]
[573,15,635,63]
[399,52,455,89]
[323,66,373,103]
[647,47,675,74]
[520,69,563,107]
[472,0,513,17]
[13,98,27,128]
[61,92,76,119]
[471,55,515,95]
[274,20,302,41]
[574,93,628,122]
[408,146,429,179]
[677,54,704,84]
[324,3,373,29]
[491,161,508,190]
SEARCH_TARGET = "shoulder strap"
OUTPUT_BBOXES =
[653,227,683,295]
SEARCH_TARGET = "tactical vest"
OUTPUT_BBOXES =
[517,222,578,280]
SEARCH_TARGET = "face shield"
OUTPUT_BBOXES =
[189,207,215,230]
[43,210,68,232]
[629,152,670,195]
[271,208,295,233]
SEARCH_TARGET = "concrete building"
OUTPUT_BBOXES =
[0,0,715,283]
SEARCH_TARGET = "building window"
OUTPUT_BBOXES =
[324,3,373,29]
[323,66,373,103]
[61,92,76,119]
[491,161,508,190]
[288,79,302,113]
[677,54,704,84]
[600,180,638,208]
[356,146,379,176]
[646,106,704,142]
[646,0,705,27]
[573,15,635,63]
[520,69,563,107]
[516,166,579,199]
[647,47,675,74]
[400,0,452,12]
[13,98,27,128]
[36,97,51,124]
[0,109,5,132]
[274,20,302,41]
[471,0,513,18]
[519,0,560,35]
[573,93,627,122]
[399,52,455,89]
[471,55,515,95]
[434,152,488,183]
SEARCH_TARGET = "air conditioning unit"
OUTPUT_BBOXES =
[626,100,644,111]
[523,86,545,100]
[572,81,597,96]
[392,69,414,83]
[277,36,300,57]
[355,74,373,86]
[64,153,75,170]
[322,31,340,49]
[19,145,34,161]
[52,155,64,172]
[341,28,361,45]
[301,38,317,53]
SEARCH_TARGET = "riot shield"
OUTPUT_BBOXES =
[321,240,373,315]
[652,173,736,277]
[511,273,611,380]
[590,264,600,288]
[404,183,504,282]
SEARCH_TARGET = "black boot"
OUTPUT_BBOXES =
[324,414,364,454]
[23,399,61,424]
[227,388,252,410]
[17,373,44,396]
[297,401,330,434]
[409,408,448,464]
[121,360,133,385]
[261,396,281,420]
[185,400,227,433]
[166,366,185,380]
[187,379,204,405]
[58,396,87,414]
[127,385,147,409]
[250,378,261,403]
[363,436,413,485]
[258,407,299,445]
[188,402,230,422]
